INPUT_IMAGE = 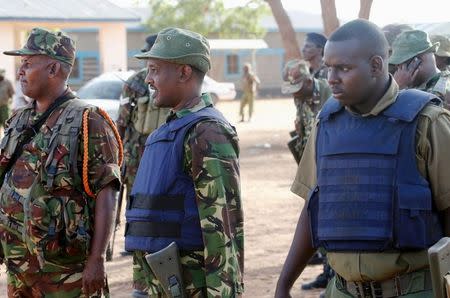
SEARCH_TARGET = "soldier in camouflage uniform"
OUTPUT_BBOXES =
[282,59,331,162]
[282,60,332,294]
[301,32,328,79]
[1,27,121,297]
[125,27,244,298]
[431,34,450,72]
[390,30,450,108]
[0,69,14,135]
[116,34,170,298]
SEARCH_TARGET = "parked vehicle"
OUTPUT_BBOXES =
[201,75,237,103]
[76,71,236,120]
[76,71,135,120]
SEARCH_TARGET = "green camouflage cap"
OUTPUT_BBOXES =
[389,30,439,65]
[135,27,211,73]
[431,34,450,57]
[281,59,311,94]
[3,27,75,66]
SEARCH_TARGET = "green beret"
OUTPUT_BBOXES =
[3,27,75,66]
[135,27,211,74]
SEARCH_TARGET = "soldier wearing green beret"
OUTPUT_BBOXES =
[125,27,244,298]
[1,27,122,296]
[431,34,450,72]
[390,30,450,108]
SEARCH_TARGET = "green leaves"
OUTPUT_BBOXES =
[145,0,269,38]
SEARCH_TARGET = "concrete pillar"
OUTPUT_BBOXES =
[98,23,127,72]
[0,23,18,82]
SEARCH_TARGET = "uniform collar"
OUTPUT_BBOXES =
[166,93,213,122]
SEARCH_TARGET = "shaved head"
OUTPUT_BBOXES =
[329,19,389,60]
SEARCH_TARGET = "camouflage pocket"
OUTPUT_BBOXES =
[26,197,63,255]
[40,231,89,266]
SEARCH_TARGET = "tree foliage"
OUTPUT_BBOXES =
[145,0,270,38]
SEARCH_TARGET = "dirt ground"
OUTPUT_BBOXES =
[0,98,324,297]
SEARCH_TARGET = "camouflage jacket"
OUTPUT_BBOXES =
[294,78,331,158]
[417,70,450,109]
[145,93,244,297]
[312,64,328,80]
[0,93,121,273]
[117,68,168,186]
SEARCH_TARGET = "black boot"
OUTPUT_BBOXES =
[301,260,334,290]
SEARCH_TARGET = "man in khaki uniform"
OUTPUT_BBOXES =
[431,34,450,71]
[239,63,260,122]
[390,30,450,107]
[276,19,449,298]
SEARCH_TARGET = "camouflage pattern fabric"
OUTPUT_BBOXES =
[0,94,120,296]
[117,68,169,294]
[0,79,14,127]
[417,70,450,108]
[312,64,328,80]
[135,93,244,297]
[3,27,76,66]
[117,68,169,189]
[294,78,331,158]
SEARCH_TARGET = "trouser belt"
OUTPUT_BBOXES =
[335,269,432,298]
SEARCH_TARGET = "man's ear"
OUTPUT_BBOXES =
[178,64,193,82]
[370,55,384,76]
[48,62,61,78]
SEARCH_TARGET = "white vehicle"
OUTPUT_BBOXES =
[201,75,236,103]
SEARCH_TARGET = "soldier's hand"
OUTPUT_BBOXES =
[393,57,421,89]
[82,255,106,296]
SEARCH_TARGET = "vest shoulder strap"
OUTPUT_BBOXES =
[383,89,437,122]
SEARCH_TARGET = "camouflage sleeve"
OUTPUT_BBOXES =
[117,84,133,128]
[184,120,244,296]
[82,109,121,196]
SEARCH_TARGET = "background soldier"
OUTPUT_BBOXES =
[276,19,449,298]
[239,63,260,122]
[301,32,328,79]
[381,23,413,75]
[0,27,121,297]
[282,60,332,294]
[125,27,244,297]
[431,34,450,71]
[116,34,169,298]
[283,59,330,163]
[0,69,14,136]
[390,30,450,107]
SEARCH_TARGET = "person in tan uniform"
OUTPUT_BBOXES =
[239,63,260,122]
[276,19,450,298]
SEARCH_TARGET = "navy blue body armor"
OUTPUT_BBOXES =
[125,106,229,252]
[308,89,443,252]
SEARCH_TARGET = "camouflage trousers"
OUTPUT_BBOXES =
[6,269,108,298]
[133,252,207,298]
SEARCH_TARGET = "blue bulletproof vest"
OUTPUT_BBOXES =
[125,106,231,253]
[308,89,444,252]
